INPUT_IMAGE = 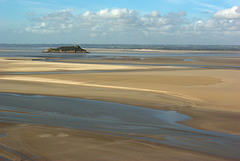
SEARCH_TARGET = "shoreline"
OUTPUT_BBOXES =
[86,48,240,54]
[2,48,240,54]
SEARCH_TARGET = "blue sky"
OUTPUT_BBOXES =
[1,0,240,44]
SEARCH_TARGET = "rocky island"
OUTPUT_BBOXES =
[43,45,88,53]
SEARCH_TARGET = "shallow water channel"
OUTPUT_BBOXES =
[0,93,240,159]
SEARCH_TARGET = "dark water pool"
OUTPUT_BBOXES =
[0,93,240,159]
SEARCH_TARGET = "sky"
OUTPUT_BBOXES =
[1,0,240,45]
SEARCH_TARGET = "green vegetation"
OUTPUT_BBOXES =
[43,45,88,53]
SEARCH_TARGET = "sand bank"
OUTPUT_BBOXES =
[1,123,233,161]
[0,76,203,102]
[0,57,186,73]
[0,50,18,51]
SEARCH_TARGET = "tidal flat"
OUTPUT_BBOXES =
[0,48,240,161]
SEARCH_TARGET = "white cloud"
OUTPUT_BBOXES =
[96,8,137,19]
[26,8,74,33]
[39,8,74,21]
[24,7,240,44]
[194,6,240,32]
[26,8,188,35]
[213,6,240,19]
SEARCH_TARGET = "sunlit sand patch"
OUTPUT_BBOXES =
[37,134,53,138]
[57,133,69,137]
[0,76,202,101]
[0,57,188,73]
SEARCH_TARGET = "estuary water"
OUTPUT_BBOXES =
[1,46,240,58]
[0,93,240,159]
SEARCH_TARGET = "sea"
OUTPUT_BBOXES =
[1,45,240,58]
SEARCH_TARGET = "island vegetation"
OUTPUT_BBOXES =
[43,45,88,53]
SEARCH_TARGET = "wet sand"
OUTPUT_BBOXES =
[0,123,233,161]
[0,54,240,160]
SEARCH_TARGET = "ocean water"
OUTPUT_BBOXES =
[1,46,240,58]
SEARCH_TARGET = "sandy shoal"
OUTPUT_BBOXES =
[0,123,232,161]
[0,57,187,72]
[0,57,240,160]
[0,50,18,51]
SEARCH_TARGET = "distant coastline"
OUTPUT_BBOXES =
[87,48,240,54]
[1,44,240,52]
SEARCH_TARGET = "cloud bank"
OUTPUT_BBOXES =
[213,6,240,19]
[24,6,240,44]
